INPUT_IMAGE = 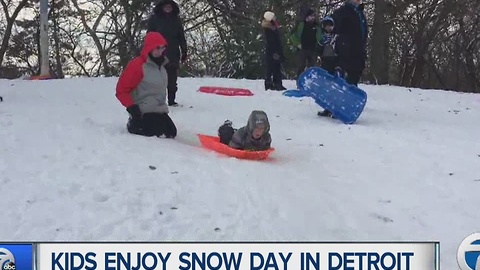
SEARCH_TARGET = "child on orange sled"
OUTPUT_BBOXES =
[217,110,272,151]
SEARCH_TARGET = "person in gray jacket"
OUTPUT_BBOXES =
[218,110,272,151]
[115,32,177,138]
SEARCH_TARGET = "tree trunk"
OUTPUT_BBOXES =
[369,0,390,84]
[0,0,29,67]
[52,0,64,78]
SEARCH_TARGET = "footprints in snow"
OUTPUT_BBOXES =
[373,199,393,223]
[370,213,393,223]
[148,165,178,175]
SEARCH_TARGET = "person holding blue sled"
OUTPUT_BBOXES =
[318,0,368,117]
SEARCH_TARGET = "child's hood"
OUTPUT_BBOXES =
[246,110,270,134]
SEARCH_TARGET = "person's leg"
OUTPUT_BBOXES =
[297,50,307,77]
[165,63,179,106]
[218,122,235,145]
[305,50,317,69]
[321,57,336,74]
[345,70,361,86]
[156,113,177,138]
[265,55,274,90]
[138,113,158,136]
[272,62,285,90]
[127,116,146,135]
[318,57,341,118]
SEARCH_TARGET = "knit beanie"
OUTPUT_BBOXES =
[264,11,275,21]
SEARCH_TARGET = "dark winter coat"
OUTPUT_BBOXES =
[229,110,272,151]
[332,2,368,73]
[261,19,285,62]
[147,0,187,64]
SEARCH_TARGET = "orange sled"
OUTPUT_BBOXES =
[197,134,274,160]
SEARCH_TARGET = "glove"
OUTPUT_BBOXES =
[334,66,345,78]
[127,104,142,120]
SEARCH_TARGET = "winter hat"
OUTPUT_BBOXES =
[264,11,275,21]
[305,9,314,18]
[322,16,334,27]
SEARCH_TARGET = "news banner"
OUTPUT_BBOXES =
[0,242,446,270]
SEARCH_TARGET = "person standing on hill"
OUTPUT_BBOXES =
[147,0,187,107]
[317,1,367,118]
[331,0,368,86]
[289,8,323,79]
[261,11,286,91]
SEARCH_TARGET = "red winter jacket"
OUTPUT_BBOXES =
[115,32,170,114]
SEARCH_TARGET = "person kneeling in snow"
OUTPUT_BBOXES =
[218,110,272,151]
[115,32,177,138]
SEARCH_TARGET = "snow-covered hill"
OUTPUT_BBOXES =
[0,77,479,269]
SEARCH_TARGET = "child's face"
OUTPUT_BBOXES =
[252,126,265,139]
[324,25,334,32]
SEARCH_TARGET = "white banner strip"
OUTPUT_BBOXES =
[37,243,437,270]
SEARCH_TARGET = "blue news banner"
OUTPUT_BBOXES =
[0,244,33,270]
[1,242,439,270]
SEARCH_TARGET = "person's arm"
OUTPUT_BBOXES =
[228,128,246,149]
[260,133,272,150]
[178,18,187,57]
[115,58,144,108]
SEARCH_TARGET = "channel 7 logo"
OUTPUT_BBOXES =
[0,245,33,270]
[458,233,480,270]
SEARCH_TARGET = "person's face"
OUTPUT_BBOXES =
[252,126,265,139]
[306,14,315,22]
[325,25,334,32]
[151,46,165,57]
[351,0,362,5]
[162,4,173,13]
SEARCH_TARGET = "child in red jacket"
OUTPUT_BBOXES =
[115,32,177,138]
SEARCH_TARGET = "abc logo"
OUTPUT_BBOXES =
[3,262,15,270]
[457,233,480,270]
[0,248,15,270]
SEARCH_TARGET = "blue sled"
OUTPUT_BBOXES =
[284,67,367,124]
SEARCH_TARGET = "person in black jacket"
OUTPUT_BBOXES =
[261,11,286,91]
[147,0,187,107]
[331,0,368,86]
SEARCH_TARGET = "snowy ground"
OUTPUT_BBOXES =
[0,76,479,269]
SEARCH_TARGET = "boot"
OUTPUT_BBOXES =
[218,120,235,145]
[317,109,335,118]
[264,80,273,90]
[273,83,286,90]
[167,86,178,106]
